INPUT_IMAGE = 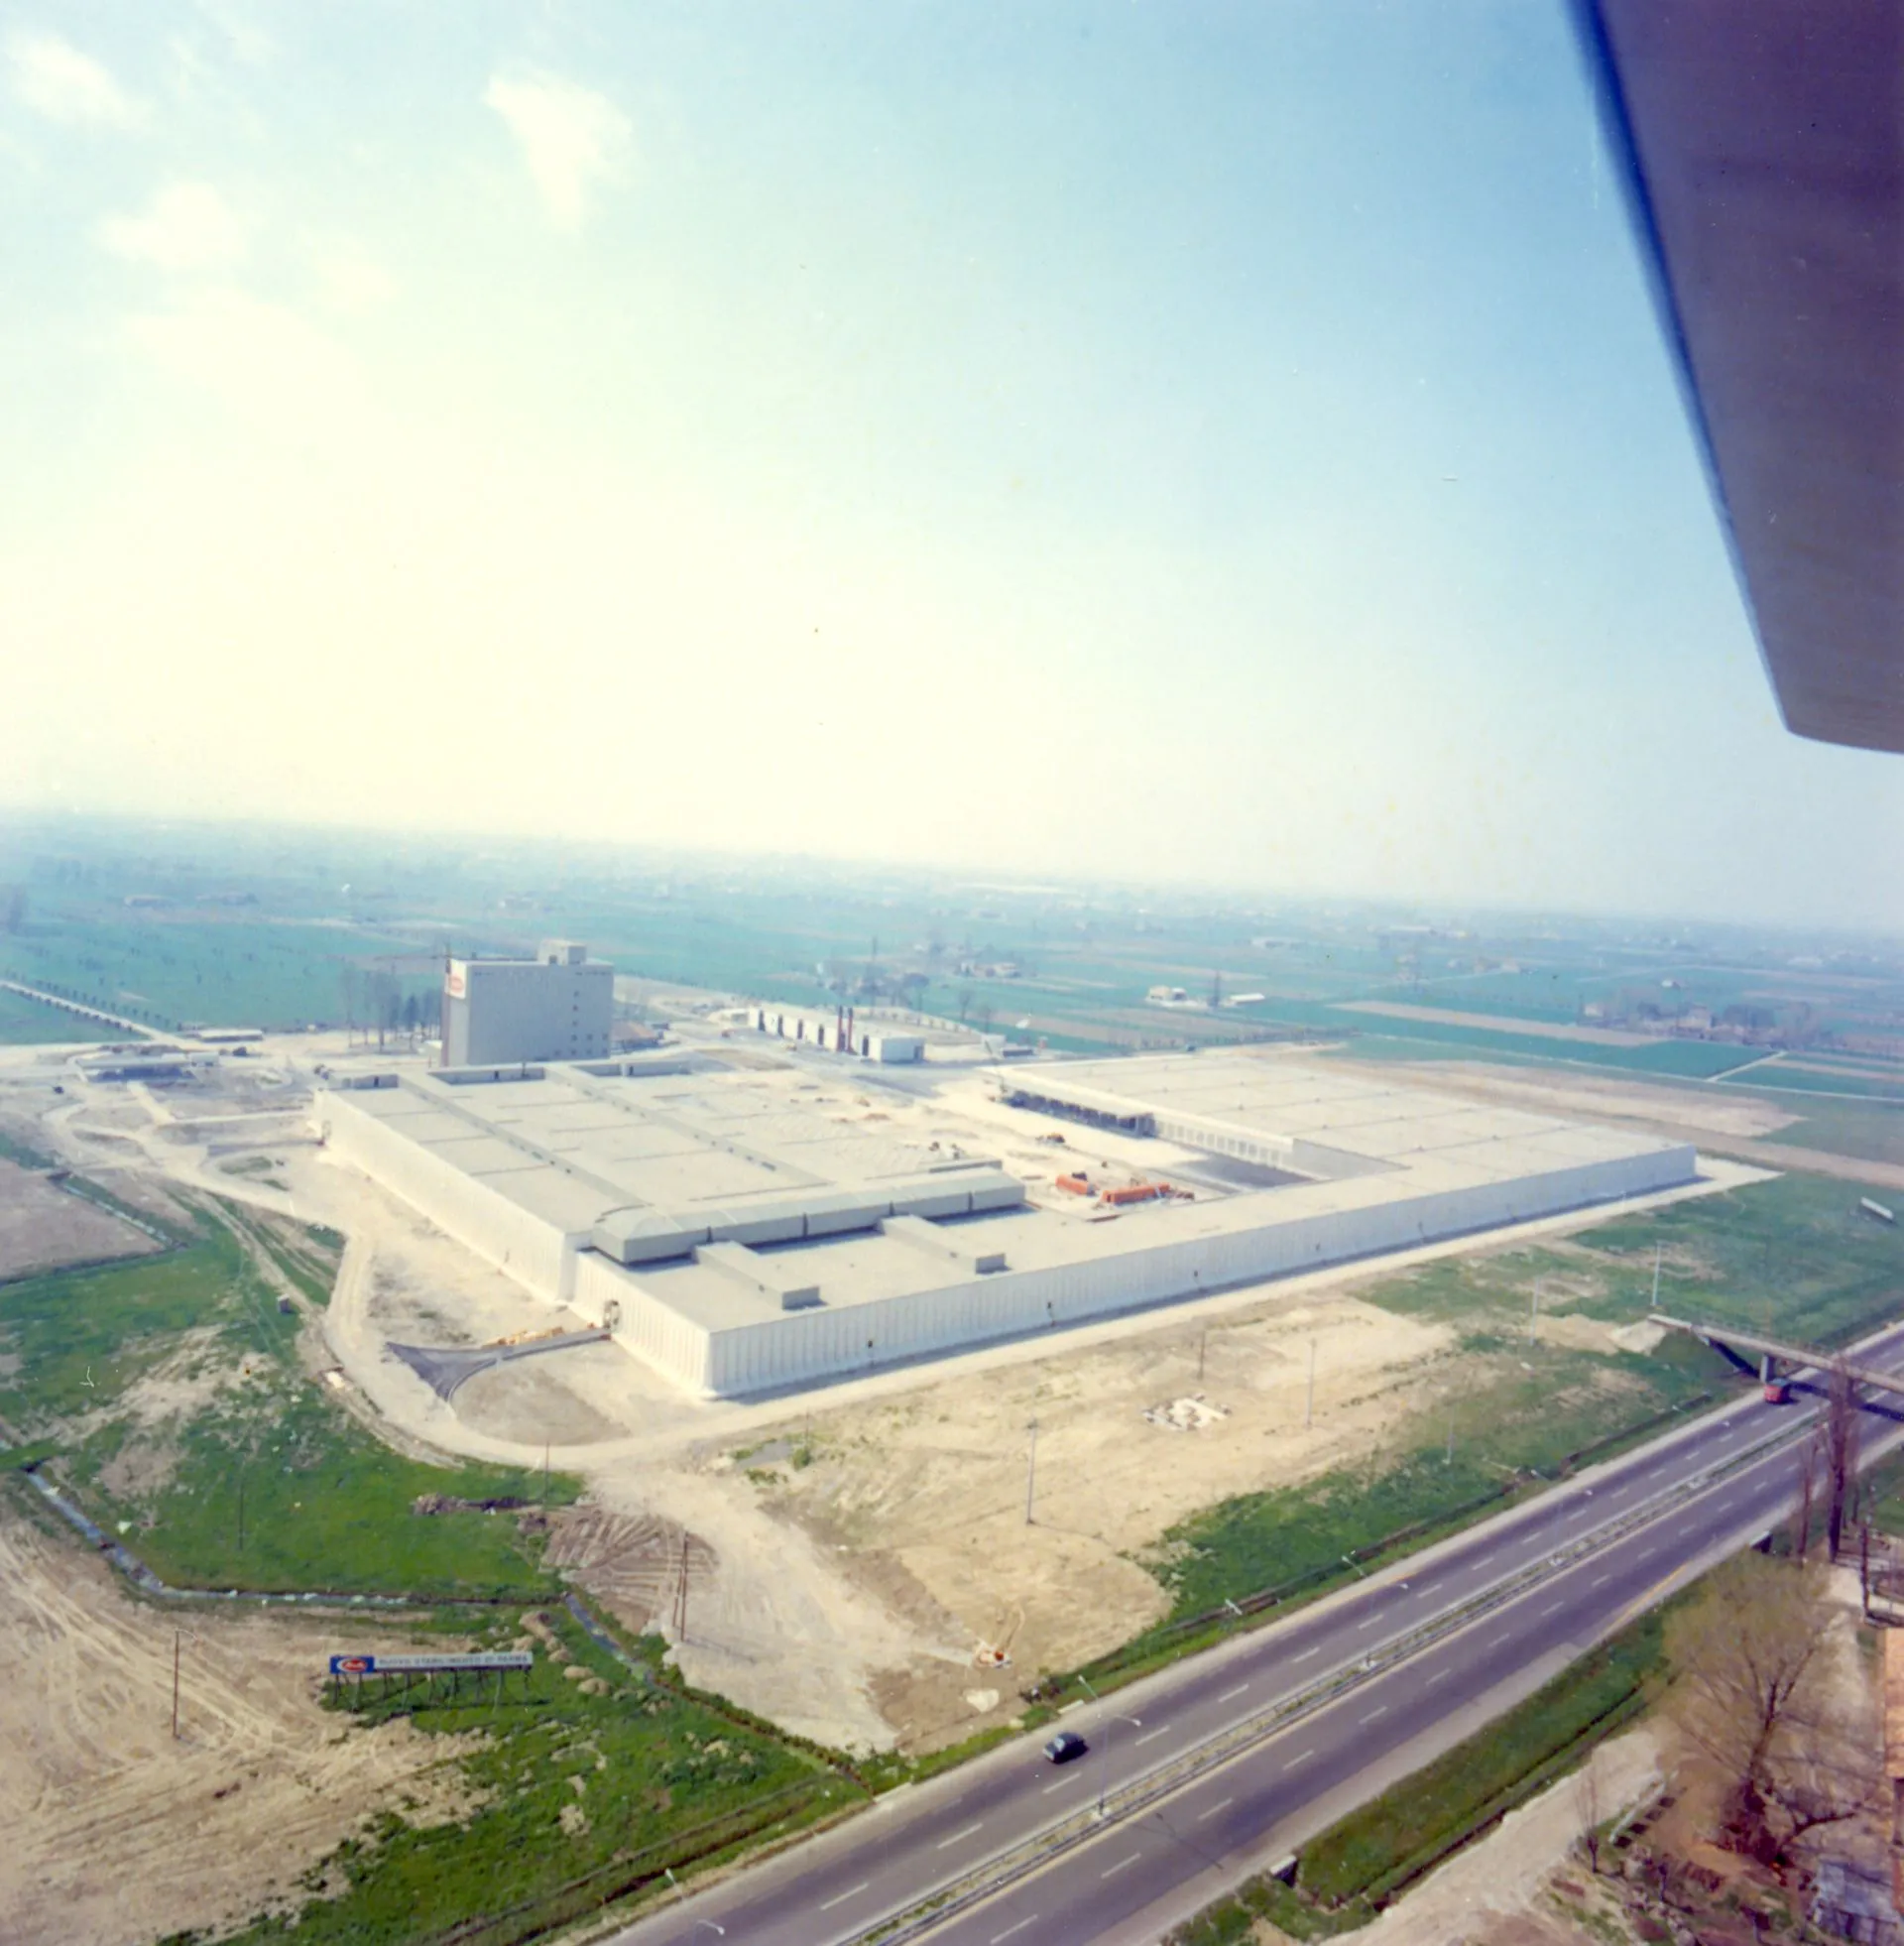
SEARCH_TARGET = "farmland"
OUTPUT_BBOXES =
[9,814,1904,1105]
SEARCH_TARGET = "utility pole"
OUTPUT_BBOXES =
[1529,1279,1542,1346]
[1024,1418,1038,1524]
[1197,1327,1207,1387]
[1305,1339,1317,1428]
[1650,1243,1662,1309]
[672,1531,691,1640]
[1098,1711,1141,1820]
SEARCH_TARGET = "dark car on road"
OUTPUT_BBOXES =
[1042,1729,1088,1764]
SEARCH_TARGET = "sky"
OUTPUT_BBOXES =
[5,1,1903,929]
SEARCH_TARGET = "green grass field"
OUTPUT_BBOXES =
[210,1605,852,1946]
[1100,1172,1898,1668]
[0,984,115,1043]
[1772,1098,1904,1167]
[1724,1066,1904,1104]
[0,912,437,1034]
[1142,1340,1720,1628]
[1,1213,576,1598]
[1370,1170,1904,1351]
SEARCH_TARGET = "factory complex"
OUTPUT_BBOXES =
[316,1043,1697,1399]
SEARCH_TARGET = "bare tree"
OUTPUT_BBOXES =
[1664,1553,1877,1865]
[1574,1762,1605,1876]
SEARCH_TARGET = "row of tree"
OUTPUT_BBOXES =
[337,966,440,1046]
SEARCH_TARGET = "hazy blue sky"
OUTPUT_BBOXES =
[6,2,1901,927]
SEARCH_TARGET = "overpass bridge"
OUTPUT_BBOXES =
[1653,1312,1904,1403]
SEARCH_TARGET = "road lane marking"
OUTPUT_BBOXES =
[1291,1646,1320,1663]
[1471,1552,1497,1569]
[1361,1704,1388,1724]
[1427,1667,1452,1686]
[937,1822,985,1850]
[990,1920,1036,1945]
[1134,1727,1170,1747]
[1541,1600,1565,1617]
[1218,1683,1250,1702]
[1281,1748,1315,1770]
[819,1883,870,1911]
[1355,1616,1379,1631]
[1591,1573,1612,1588]
[1488,1634,1512,1648]
[1042,1773,1082,1794]
[1103,1852,1142,1878]
[1413,1581,1442,1599]
[1197,1796,1236,1822]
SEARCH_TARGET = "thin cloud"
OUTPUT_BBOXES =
[311,237,395,314]
[6,30,143,128]
[484,69,631,233]
[124,286,360,439]
[99,182,245,269]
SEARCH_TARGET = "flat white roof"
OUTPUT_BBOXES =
[993,1051,1670,1182]
[333,1048,1696,1331]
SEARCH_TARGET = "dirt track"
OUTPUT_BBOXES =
[0,1496,480,1946]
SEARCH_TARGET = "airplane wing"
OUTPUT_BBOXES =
[1575,0,1904,752]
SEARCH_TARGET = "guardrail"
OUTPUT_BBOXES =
[846,1411,1816,1946]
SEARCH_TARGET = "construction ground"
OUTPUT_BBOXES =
[0,1494,482,1946]
[0,1028,1784,1937]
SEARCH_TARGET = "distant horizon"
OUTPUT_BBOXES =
[2,800,1899,948]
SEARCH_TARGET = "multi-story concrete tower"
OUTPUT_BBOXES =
[442,940,613,1066]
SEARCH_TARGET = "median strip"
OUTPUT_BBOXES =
[848,1407,1830,1946]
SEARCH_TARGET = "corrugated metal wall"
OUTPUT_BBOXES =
[320,1091,579,1305]
[321,1085,1693,1401]
[697,1144,1696,1396]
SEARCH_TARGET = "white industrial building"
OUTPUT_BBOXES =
[746,1004,924,1062]
[442,940,614,1067]
[317,1050,1698,1399]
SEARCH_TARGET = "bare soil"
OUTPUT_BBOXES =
[1407,1062,1801,1142]
[746,1294,1455,1746]
[0,1155,159,1281]
[0,1494,483,1946]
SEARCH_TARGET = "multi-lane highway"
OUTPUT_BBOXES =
[618,1320,1904,1946]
